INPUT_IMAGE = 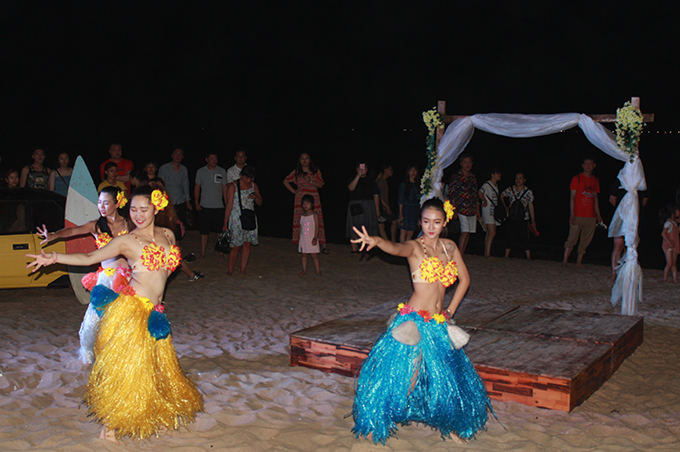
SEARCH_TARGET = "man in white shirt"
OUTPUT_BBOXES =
[226,150,248,183]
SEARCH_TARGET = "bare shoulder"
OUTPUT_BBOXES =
[441,238,458,254]
[160,227,176,244]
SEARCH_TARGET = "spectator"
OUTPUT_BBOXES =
[563,157,603,267]
[376,164,397,243]
[158,148,193,227]
[5,169,20,188]
[398,165,420,243]
[283,153,329,253]
[660,204,680,283]
[224,165,263,275]
[478,167,502,258]
[346,163,380,255]
[98,162,127,194]
[48,152,73,196]
[99,143,133,192]
[20,148,51,189]
[194,152,228,259]
[501,172,536,260]
[143,161,158,183]
[227,150,248,184]
[447,153,478,255]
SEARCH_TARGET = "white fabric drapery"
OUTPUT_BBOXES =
[424,113,646,316]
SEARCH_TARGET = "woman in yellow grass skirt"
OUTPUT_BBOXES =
[27,185,203,442]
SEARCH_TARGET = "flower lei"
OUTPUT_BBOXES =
[151,189,169,211]
[116,190,128,208]
[615,101,644,163]
[419,257,458,287]
[140,243,166,271]
[94,233,112,249]
[397,303,447,324]
[443,200,455,222]
[420,107,444,196]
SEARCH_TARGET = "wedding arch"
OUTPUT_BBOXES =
[420,99,651,316]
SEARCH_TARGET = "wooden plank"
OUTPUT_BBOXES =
[480,307,642,344]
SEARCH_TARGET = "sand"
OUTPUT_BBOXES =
[1,231,679,451]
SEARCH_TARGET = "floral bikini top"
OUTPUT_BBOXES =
[129,229,181,273]
[411,237,458,287]
[94,230,129,249]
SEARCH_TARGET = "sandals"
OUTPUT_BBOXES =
[322,248,331,254]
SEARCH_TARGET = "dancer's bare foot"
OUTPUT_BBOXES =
[450,434,469,444]
[316,271,322,276]
[298,270,307,276]
[200,254,206,259]
[227,270,234,276]
[99,426,118,443]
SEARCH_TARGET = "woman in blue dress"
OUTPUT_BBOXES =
[351,198,491,444]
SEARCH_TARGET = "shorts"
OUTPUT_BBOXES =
[458,214,477,233]
[199,207,225,235]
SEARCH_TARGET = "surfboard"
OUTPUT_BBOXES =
[65,155,99,305]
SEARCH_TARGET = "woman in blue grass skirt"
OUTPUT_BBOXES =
[350,198,492,445]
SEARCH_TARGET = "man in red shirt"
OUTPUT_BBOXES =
[99,143,134,192]
[563,157,603,267]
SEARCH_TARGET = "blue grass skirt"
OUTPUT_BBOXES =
[352,311,491,444]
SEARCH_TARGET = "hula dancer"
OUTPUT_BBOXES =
[350,198,491,444]
[27,185,203,441]
[37,186,131,364]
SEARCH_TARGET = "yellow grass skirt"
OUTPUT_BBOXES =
[84,293,204,440]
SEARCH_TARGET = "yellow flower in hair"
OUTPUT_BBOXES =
[151,189,169,211]
[443,200,454,222]
[116,190,128,208]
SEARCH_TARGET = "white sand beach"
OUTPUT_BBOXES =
[1,231,679,451]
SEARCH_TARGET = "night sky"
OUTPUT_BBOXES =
[2,2,679,265]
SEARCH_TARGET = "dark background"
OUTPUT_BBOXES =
[2,2,679,268]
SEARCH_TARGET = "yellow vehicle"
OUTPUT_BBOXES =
[0,188,68,288]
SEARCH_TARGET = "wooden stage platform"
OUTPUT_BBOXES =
[289,296,643,412]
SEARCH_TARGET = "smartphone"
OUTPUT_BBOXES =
[359,163,366,171]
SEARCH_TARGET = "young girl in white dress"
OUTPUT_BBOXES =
[298,194,321,275]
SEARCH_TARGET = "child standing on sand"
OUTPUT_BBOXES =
[299,194,321,276]
[661,205,680,283]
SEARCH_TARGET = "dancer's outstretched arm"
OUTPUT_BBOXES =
[26,236,129,272]
[351,225,415,258]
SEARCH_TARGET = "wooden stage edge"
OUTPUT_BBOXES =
[290,297,643,412]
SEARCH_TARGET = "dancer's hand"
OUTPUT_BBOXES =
[36,224,51,245]
[25,249,58,272]
[351,226,378,251]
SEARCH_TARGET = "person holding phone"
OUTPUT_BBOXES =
[346,162,380,255]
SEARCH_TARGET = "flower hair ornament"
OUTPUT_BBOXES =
[151,189,169,211]
[116,190,128,208]
[443,200,455,222]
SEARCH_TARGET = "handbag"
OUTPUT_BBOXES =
[350,203,364,216]
[484,182,506,223]
[237,179,257,231]
[215,229,231,253]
